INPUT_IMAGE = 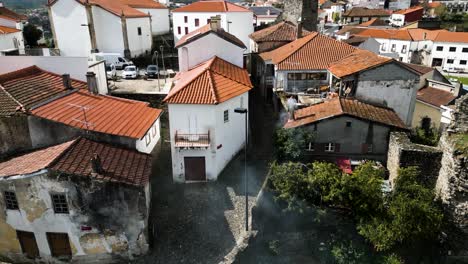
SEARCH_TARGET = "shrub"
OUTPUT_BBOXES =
[274,127,315,161]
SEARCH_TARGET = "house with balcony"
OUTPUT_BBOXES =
[164,56,253,182]
[0,3,27,55]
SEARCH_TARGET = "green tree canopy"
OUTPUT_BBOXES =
[274,127,314,161]
[23,24,43,47]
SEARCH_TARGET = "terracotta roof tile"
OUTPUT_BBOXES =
[417,87,457,107]
[0,6,27,22]
[407,28,445,41]
[427,1,441,8]
[120,0,166,9]
[0,25,21,34]
[172,1,251,12]
[164,56,252,104]
[285,98,407,129]
[400,62,434,75]
[394,6,423,15]
[355,28,413,40]
[0,66,87,116]
[175,24,246,48]
[343,7,390,17]
[434,31,468,44]
[32,90,162,139]
[0,140,75,177]
[329,50,392,78]
[51,138,152,186]
[270,33,357,70]
[357,18,388,27]
[336,26,367,36]
[250,21,312,53]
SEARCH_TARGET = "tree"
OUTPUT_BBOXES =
[23,24,43,47]
[309,162,345,205]
[274,127,315,161]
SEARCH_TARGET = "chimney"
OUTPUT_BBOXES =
[297,17,303,39]
[86,71,98,94]
[62,74,72,90]
[210,15,221,31]
[90,153,104,174]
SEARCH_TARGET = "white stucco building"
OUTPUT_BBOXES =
[48,0,169,57]
[0,4,27,55]
[175,18,245,72]
[429,31,468,72]
[164,56,253,182]
[172,0,254,53]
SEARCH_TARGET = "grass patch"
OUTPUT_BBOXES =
[451,133,468,155]
[445,75,468,85]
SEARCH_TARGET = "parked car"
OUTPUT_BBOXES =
[94,53,134,70]
[105,63,117,79]
[122,66,139,79]
[443,66,464,73]
[145,65,159,78]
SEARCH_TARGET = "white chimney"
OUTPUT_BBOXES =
[210,15,221,31]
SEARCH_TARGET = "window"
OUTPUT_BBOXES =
[287,72,327,80]
[447,59,454,64]
[185,27,189,34]
[391,44,396,51]
[401,45,407,53]
[195,18,199,27]
[184,16,188,23]
[399,57,403,61]
[381,43,386,51]
[152,125,157,138]
[145,133,151,146]
[325,143,335,152]
[177,26,181,35]
[207,18,211,24]
[137,27,142,36]
[51,194,69,214]
[306,142,315,152]
[224,110,229,123]
[436,46,443,51]
[449,47,456,52]
[463,48,468,52]
[4,191,19,210]
[346,121,352,127]
[460,60,467,65]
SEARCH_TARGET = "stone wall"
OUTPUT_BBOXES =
[281,0,318,32]
[0,115,32,160]
[387,132,442,187]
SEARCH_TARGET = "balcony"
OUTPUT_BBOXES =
[174,131,210,149]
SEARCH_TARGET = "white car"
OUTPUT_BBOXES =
[122,66,139,79]
[105,63,116,79]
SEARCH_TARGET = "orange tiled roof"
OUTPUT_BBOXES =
[355,28,413,40]
[329,50,392,78]
[120,0,166,9]
[250,21,311,42]
[51,138,152,186]
[343,7,390,17]
[0,25,21,34]
[270,33,357,70]
[394,6,423,15]
[0,66,87,116]
[172,0,251,12]
[427,1,441,8]
[0,6,27,22]
[164,56,253,104]
[434,31,468,44]
[175,24,246,48]
[0,140,75,178]
[32,90,162,139]
[407,28,446,41]
[417,87,456,107]
[284,98,407,129]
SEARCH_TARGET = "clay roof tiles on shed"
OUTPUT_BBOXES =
[328,49,392,78]
[164,56,252,104]
[284,98,407,129]
[31,90,162,139]
[269,32,357,70]
[172,0,251,12]
[417,87,457,107]
[175,23,246,48]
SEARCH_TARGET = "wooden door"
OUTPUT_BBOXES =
[184,157,206,181]
[17,231,39,259]
[46,232,72,258]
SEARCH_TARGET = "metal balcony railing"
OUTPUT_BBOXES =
[174,131,210,148]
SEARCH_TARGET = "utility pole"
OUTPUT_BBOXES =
[160,45,166,81]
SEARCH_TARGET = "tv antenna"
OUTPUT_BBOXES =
[68,103,94,132]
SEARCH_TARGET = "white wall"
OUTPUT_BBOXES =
[0,17,17,28]
[430,42,468,72]
[50,0,91,57]
[255,16,277,26]
[225,12,254,53]
[390,14,405,27]
[168,92,248,182]
[87,60,108,95]
[0,56,89,81]
[173,12,225,42]
[0,31,24,53]
[126,17,153,57]
[138,8,170,35]
[374,38,412,62]
[92,6,124,55]
[136,117,161,154]
[177,33,244,71]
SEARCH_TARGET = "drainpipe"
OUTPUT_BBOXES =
[121,11,131,59]
[85,0,98,53]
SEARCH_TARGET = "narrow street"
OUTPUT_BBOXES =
[135,92,276,264]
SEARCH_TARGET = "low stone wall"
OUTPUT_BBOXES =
[387,131,442,187]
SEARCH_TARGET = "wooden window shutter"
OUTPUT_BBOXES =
[361,143,368,153]
[335,143,341,153]
[315,143,323,153]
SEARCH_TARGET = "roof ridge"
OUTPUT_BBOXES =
[0,84,23,111]
[207,70,219,104]
[208,56,252,88]
[46,138,80,169]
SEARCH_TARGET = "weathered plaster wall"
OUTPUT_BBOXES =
[0,115,32,160]
[0,171,149,263]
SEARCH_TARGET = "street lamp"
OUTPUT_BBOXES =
[152,51,160,91]
[234,107,248,231]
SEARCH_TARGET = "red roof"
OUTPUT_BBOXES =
[0,140,75,178]
[434,31,468,44]
[417,87,457,107]
[32,90,162,139]
[0,25,21,34]
[343,7,390,17]
[0,6,27,22]
[328,50,392,78]
[172,0,251,12]
[270,33,357,70]
[175,24,246,48]
[427,1,441,8]
[284,98,407,129]
[0,138,152,186]
[164,56,252,104]
[355,28,413,41]
[394,6,423,15]
[51,138,152,186]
